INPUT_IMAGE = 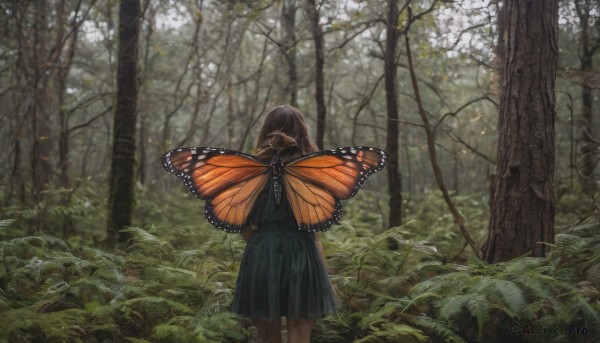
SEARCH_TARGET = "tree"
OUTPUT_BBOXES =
[281,0,298,106]
[574,0,599,192]
[385,0,403,228]
[107,0,141,245]
[484,0,559,263]
[30,1,53,198]
[305,0,327,149]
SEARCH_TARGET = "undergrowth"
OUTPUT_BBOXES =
[0,223,247,342]
[0,187,599,342]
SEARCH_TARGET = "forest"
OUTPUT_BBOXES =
[0,0,599,342]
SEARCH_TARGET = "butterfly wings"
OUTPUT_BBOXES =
[162,146,388,232]
[283,147,388,231]
[162,148,268,232]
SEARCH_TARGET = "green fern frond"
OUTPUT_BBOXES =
[586,264,600,285]
[196,287,234,316]
[80,246,126,265]
[466,294,489,342]
[409,315,466,343]
[18,256,62,283]
[0,219,14,228]
[120,296,193,315]
[354,322,428,343]
[174,249,205,268]
[501,257,545,275]
[569,293,600,323]
[401,291,440,313]
[88,260,125,282]
[409,270,472,295]
[313,311,355,342]
[146,266,197,283]
[123,227,171,255]
[191,312,246,342]
[397,260,445,284]
[75,277,117,300]
[374,275,412,292]
[358,301,402,328]
[84,300,114,316]
[125,337,152,343]
[0,308,88,341]
[438,294,475,319]
[491,279,526,312]
[515,274,553,300]
[152,323,197,343]
[1,235,68,251]
[553,234,587,255]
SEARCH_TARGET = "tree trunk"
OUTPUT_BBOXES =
[491,0,507,97]
[281,0,298,106]
[484,0,558,263]
[5,2,28,206]
[306,0,326,149]
[31,0,53,198]
[107,0,141,245]
[575,0,598,192]
[385,0,403,228]
[137,5,157,186]
[58,14,79,189]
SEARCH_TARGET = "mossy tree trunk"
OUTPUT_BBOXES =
[107,0,141,246]
[484,0,558,263]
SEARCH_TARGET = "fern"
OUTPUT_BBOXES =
[0,225,250,342]
[409,315,466,343]
[192,312,246,342]
[466,294,489,341]
[312,310,356,342]
[174,249,205,268]
[2,191,599,343]
[354,322,428,343]
[120,296,192,314]
[489,279,526,312]
[123,227,171,256]
[438,293,476,319]
[0,308,88,342]
[152,323,197,343]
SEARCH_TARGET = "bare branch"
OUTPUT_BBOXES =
[446,131,495,164]
[329,20,377,51]
[69,106,113,133]
[405,33,479,256]
[434,95,498,134]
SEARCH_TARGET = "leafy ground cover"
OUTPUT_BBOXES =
[1,187,598,342]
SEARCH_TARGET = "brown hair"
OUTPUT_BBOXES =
[255,105,318,161]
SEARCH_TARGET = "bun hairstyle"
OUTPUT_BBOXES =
[255,105,318,160]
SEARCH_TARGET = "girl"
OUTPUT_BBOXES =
[232,105,337,343]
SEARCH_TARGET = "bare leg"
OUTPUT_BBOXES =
[287,318,315,343]
[254,318,282,343]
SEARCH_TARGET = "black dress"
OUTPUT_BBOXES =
[232,176,338,320]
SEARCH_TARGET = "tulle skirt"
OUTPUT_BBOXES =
[232,226,338,320]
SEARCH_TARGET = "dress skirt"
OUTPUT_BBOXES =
[231,180,338,321]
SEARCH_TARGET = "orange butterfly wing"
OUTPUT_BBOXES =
[282,174,342,232]
[162,147,268,232]
[283,147,388,231]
